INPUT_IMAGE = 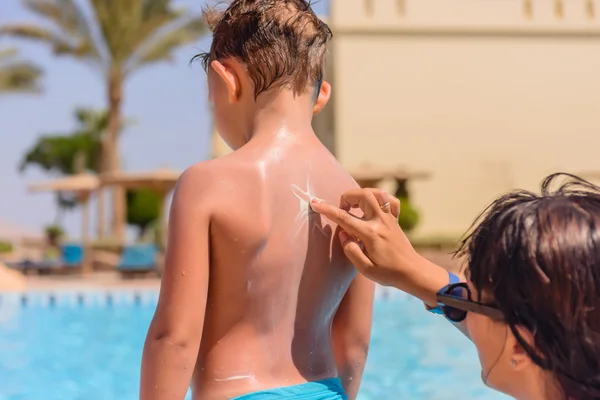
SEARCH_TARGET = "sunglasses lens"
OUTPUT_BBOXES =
[443,307,467,322]
[442,285,469,322]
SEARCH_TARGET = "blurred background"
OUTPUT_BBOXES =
[0,0,599,399]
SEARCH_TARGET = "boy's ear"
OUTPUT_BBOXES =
[211,60,241,103]
[313,81,331,115]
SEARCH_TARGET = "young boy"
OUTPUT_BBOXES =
[140,1,375,399]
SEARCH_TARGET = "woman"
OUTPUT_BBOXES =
[310,173,600,400]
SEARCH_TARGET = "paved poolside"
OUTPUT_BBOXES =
[24,272,160,291]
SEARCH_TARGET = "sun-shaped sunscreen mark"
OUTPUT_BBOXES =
[291,177,327,238]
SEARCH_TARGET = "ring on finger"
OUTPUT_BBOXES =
[380,201,391,212]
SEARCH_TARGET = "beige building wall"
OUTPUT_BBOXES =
[330,0,600,237]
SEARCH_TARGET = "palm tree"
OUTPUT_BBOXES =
[0,47,42,93]
[2,0,207,241]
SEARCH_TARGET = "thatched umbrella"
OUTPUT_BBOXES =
[100,168,181,246]
[0,219,43,242]
[27,173,100,273]
[348,163,431,196]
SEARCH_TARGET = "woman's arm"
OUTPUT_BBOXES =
[310,190,470,338]
[403,254,470,338]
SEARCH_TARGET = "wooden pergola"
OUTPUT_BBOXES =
[100,168,181,247]
[27,173,100,274]
[348,163,431,197]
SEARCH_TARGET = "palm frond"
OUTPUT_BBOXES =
[88,0,205,68]
[23,0,88,37]
[20,0,102,60]
[89,0,144,65]
[0,48,19,59]
[0,47,42,94]
[127,15,206,73]
[0,24,95,59]
[133,0,182,49]
[0,62,42,93]
[142,0,173,20]
[74,108,109,138]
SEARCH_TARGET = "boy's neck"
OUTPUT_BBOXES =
[245,90,315,142]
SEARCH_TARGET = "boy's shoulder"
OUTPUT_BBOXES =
[173,158,241,218]
[177,155,257,199]
[183,152,255,181]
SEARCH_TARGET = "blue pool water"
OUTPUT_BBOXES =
[0,291,509,400]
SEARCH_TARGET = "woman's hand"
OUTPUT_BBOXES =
[310,188,414,286]
[310,188,450,304]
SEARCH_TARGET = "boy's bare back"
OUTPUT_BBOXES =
[141,2,374,399]
[193,131,371,399]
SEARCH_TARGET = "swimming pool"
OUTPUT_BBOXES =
[0,290,508,400]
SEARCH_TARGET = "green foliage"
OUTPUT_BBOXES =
[44,224,64,246]
[0,241,14,254]
[397,196,420,233]
[1,0,207,76]
[20,108,108,175]
[20,132,102,175]
[19,108,109,222]
[126,189,161,238]
[0,47,42,94]
[45,224,64,237]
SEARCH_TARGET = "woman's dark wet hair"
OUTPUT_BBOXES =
[457,173,600,399]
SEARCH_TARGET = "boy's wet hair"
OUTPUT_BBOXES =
[457,173,600,398]
[193,0,332,99]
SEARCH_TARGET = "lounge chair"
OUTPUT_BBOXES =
[117,243,158,278]
[59,243,84,273]
[5,258,58,275]
[6,243,83,275]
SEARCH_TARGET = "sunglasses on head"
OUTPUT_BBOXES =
[436,283,504,322]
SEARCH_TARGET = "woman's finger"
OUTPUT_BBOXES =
[389,197,401,219]
[339,189,383,220]
[342,188,399,219]
[368,189,397,216]
[310,199,367,238]
[339,231,375,272]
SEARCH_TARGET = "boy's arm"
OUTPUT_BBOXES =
[331,273,375,400]
[141,166,212,400]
